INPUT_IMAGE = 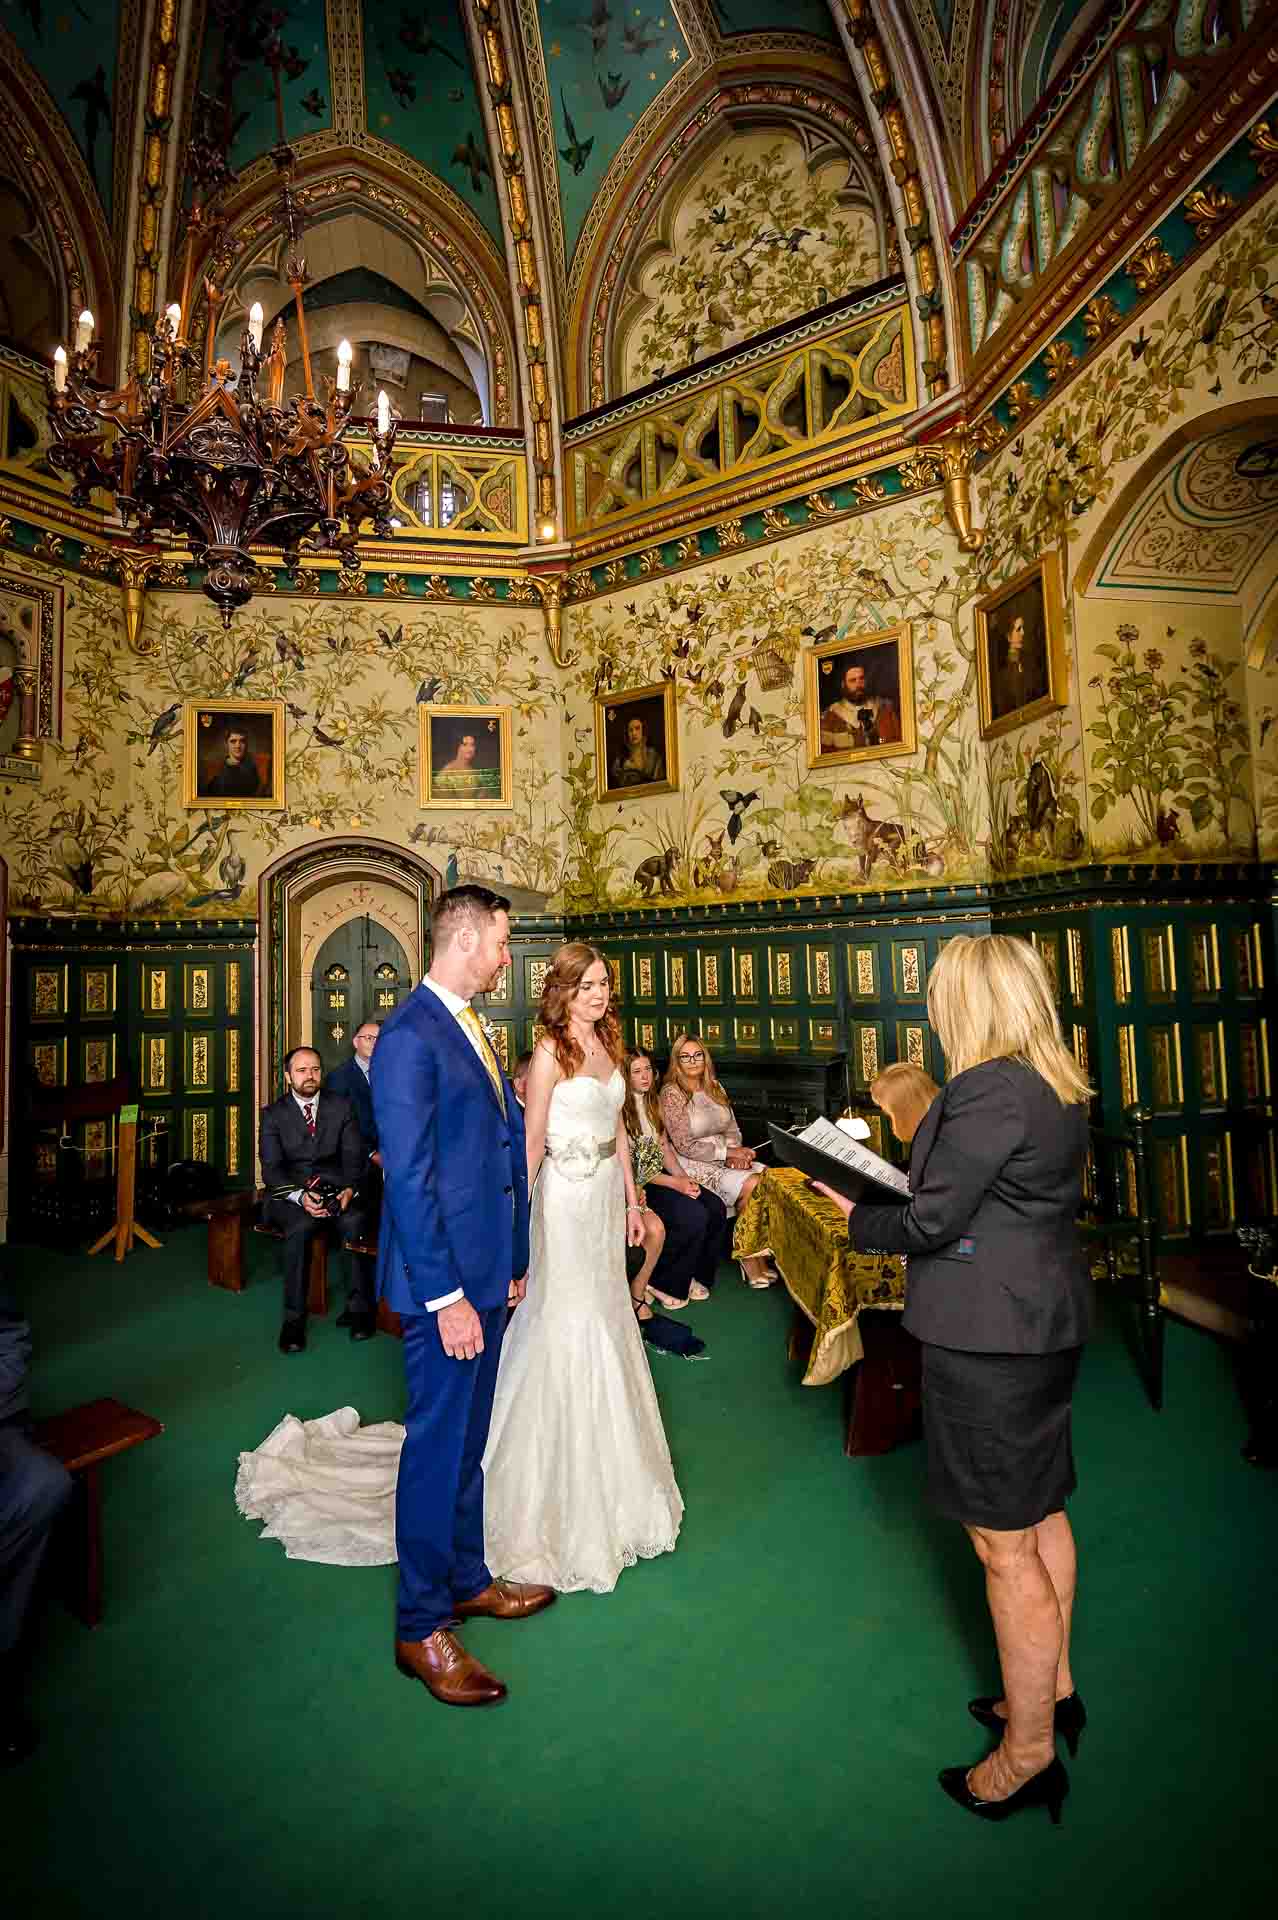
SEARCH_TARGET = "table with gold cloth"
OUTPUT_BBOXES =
[733,1167,906,1386]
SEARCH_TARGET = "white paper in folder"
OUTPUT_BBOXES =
[795,1116,911,1196]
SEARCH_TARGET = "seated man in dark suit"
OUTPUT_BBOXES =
[260,1046,375,1353]
[1,1272,73,1768]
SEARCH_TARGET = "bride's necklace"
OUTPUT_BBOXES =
[573,1022,604,1065]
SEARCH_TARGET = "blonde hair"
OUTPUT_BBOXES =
[926,934,1091,1106]
[869,1062,940,1144]
[663,1031,729,1105]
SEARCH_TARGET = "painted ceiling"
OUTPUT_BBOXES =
[714,0,839,43]
[3,0,122,218]
[362,5,503,246]
[197,0,332,179]
[534,2,693,265]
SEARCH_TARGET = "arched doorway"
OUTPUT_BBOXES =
[310,918,412,1077]
[257,838,439,1112]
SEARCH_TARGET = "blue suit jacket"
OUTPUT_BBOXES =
[371,984,529,1315]
[325,1055,377,1155]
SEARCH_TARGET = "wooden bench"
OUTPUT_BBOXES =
[185,1192,398,1332]
[34,1397,164,1627]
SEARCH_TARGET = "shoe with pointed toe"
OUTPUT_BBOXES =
[969,1691,1087,1757]
[454,1578,557,1621]
[346,1309,375,1341]
[939,1756,1069,1825]
[395,1630,507,1706]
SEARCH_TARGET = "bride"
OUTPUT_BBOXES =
[482,943,684,1592]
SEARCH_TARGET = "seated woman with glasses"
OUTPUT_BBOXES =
[625,1050,731,1309]
[659,1033,775,1287]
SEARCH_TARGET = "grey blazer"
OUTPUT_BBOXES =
[850,1057,1092,1355]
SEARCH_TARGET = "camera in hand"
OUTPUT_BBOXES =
[305,1177,345,1217]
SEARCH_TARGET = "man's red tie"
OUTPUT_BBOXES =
[303,1102,316,1136]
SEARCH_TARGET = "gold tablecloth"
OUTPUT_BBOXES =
[733,1167,905,1386]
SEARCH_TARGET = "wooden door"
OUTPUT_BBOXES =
[310,918,410,1075]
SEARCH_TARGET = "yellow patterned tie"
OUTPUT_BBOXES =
[458,1004,504,1101]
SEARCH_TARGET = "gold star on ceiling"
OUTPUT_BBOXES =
[669,46,680,61]
[549,40,561,55]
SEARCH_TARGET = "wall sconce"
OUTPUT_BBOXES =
[539,519,557,542]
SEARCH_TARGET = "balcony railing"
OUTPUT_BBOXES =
[956,0,1269,371]
[562,283,914,544]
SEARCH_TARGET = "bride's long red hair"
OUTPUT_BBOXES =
[538,942,625,1079]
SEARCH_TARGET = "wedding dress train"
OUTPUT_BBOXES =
[482,1069,684,1593]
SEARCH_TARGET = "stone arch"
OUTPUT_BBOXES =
[256,838,440,1106]
[0,59,115,361]
[1074,398,1278,670]
[567,58,895,413]
[189,163,519,428]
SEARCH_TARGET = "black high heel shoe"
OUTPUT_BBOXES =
[938,1756,1069,1825]
[968,1691,1087,1757]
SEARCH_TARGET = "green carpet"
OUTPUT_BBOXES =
[5,1227,1275,1918]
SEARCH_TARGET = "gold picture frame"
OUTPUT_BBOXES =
[805,622,915,769]
[183,700,285,809]
[595,681,678,803]
[975,551,1066,741]
[419,705,513,809]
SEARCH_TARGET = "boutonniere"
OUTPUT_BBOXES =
[478,1012,501,1053]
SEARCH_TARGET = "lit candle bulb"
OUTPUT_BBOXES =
[540,520,556,542]
[166,302,182,338]
[377,389,390,436]
[248,302,264,352]
[53,345,68,392]
[75,309,94,352]
[336,339,352,392]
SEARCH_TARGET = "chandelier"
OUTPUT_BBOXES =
[45,33,399,626]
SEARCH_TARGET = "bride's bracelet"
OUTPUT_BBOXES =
[626,1203,643,1214]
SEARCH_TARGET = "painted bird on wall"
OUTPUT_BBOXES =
[720,789,760,843]
[559,91,594,175]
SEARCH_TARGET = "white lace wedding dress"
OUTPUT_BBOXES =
[481,1069,684,1593]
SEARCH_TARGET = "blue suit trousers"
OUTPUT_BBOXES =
[395,1303,507,1641]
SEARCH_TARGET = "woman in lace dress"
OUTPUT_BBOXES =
[660,1034,776,1287]
[482,944,684,1593]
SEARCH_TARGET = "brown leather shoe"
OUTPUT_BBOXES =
[394,1630,507,1706]
[454,1578,557,1621]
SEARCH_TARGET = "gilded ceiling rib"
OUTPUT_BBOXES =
[127,0,184,380]
[469,0,564,529]
[832,0,955,401]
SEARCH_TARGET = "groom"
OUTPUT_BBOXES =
[372,884,554,1707]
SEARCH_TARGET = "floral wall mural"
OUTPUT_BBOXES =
[4,183,1277,923]
[559,500,981,910]
[618,125,884,390]
[977,181,1278,869]
[0,571,566,919]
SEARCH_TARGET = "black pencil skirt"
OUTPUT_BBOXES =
[920,1343,1083,1530]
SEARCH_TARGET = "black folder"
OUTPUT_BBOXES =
[767,1123,909,1205]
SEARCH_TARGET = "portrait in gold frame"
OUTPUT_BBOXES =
[974,551,1067,741]
[595,681,678,804]
[804,622,915,770]
[419,705,513,809]
[183,699,285,809]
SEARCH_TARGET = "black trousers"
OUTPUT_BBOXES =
[263,1197,374,1318]
[0,1422,73,1659]
[645,1184,730,1302]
